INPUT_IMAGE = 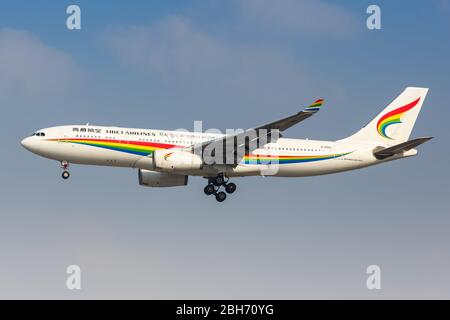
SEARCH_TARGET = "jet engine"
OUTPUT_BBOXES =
[138,169,188,187]
[153,149,203,172]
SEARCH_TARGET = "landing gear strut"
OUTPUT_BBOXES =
[204,174,237,202]
[61,161,70,180]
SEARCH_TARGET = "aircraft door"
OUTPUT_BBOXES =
[58,128,68,142]
[333,142,340,159]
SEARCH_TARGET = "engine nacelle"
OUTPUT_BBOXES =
[153,149,203,172]
[138,169,188,187]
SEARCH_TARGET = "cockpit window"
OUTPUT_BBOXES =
[33,132,46,137]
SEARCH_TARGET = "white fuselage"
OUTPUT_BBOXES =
[21,125,416,178]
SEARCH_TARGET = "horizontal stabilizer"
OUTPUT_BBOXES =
[373,137,433,160]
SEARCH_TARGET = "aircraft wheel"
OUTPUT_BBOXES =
[62,171,70,180]
[204,184,215,195]
[215,191,227,202]
[213,175,225,186]
[225,182,236,194]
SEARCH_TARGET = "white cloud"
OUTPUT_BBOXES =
[239,0,358,36]
[0,28,81,100]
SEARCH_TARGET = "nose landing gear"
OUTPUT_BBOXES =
[61,161,70,180]
[204,174,237,202]
[62,171,70,179]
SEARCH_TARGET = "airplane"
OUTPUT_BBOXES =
[21,87,432,202]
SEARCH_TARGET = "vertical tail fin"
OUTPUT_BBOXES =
[342,87,429,143]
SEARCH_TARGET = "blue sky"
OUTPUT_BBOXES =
[0,0,449,298]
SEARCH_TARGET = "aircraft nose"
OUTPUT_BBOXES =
[21,136,41,154]
[21,137,32,150]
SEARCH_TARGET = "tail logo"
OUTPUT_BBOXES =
[376,97,421,139]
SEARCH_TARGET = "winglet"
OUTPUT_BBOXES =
[304,99,324,113]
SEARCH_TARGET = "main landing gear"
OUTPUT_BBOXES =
[61,161,70,180]
[204,174,237,202]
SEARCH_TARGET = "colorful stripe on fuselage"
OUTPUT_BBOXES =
[242,152,351,165]
[49,138,351,165]
[50,138,174,156]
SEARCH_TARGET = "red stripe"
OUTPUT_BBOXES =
[377,97,421,128]
[50,138,176,149]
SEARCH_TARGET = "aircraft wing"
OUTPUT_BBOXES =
[373,137,433,159]
[186,99,324,166]
[254,99,324,131]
